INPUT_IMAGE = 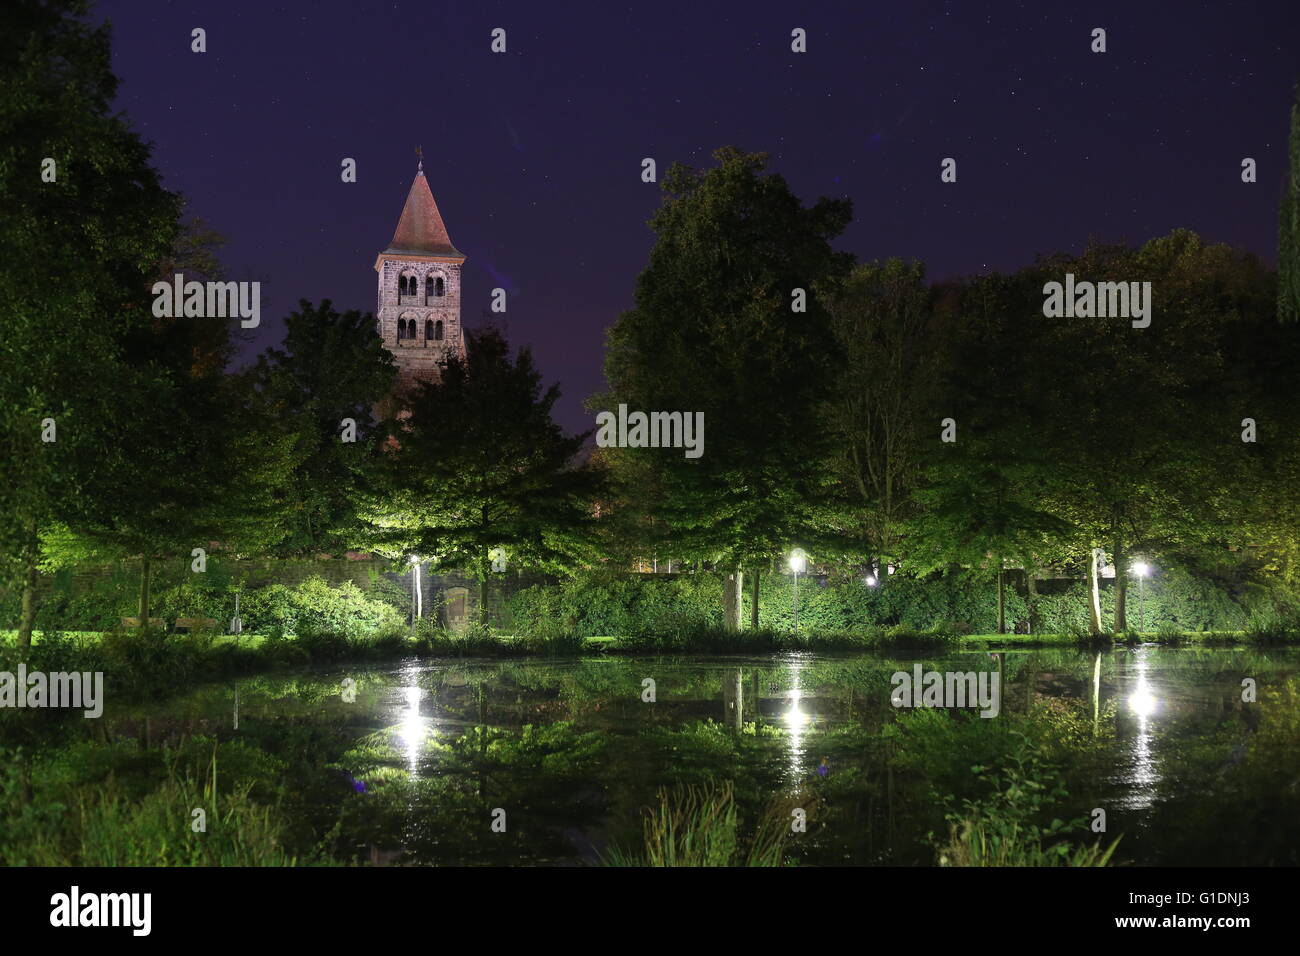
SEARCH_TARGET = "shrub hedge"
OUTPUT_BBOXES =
[506,565,1266,637]
[1,571,405,639]
[1,558,1280,639]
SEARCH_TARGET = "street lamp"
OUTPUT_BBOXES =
[1132,560,1150,632]
[789,548,808,635]
[409,555,423,622]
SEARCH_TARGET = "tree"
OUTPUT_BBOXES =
[825,258,938,572]
[602,147,853,628]
[358,327,600,621]
[908,434,1070,634]
[41,368,299,626]
[250,300,396,556]
[1030,232,1263,631]
[905,271,1070,633]
[1280,85,1300,324]
[0,0,181,644]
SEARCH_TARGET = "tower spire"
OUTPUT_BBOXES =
[416,144,423,173]
[378,166,463,260]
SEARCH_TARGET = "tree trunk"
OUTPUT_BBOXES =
[1087,548,1103,635]
[722,568,743,632]
[722,571,735,632]
[996,557,1006,635]
[735,570,743,630]
[17,560,38,649]
[1027,572,1038,635]
[139,555,153,630]
[1112,533,1127,633]
[750,568,761,629]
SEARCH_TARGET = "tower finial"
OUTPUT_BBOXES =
[415,145,423,173]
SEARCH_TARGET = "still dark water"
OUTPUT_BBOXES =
[102,647,1300,866]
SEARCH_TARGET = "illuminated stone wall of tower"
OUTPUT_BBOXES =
[374,162,466,399]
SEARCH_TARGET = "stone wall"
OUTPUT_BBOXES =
[376,256,465,395]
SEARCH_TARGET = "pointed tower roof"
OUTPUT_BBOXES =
[378,164,464,263]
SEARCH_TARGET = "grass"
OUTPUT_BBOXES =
[0,739,318,866]
[601,780,806,867]
[938,815,1122,867]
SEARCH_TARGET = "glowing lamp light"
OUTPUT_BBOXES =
[409,556,423,620]
[1132,561,1150,578]
[865,574,878,587]
[789,549,808,636]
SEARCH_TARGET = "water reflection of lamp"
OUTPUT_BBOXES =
[1122,649,1160,808]
[781,659,808,782]
[783,693,810,730]
[397,683,426,773]
[1128,684,1158,717]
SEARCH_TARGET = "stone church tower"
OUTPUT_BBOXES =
[374,159,466,398]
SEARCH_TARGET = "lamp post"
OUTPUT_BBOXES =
[1132,561,1150,632]
[229,590,243,640]
[410,555,423,623]
[789,549,807,635]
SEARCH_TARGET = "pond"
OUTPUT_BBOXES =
[70,646,1300,866]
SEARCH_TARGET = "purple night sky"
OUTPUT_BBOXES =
[95,0,1299,433]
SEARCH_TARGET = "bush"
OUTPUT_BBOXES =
[239,583,298,637]
[755,572,1028,634]
[235,577,403,640]
[506,573,722,639]
[153,578,226,624]
[1030,566,1249,634]
[290,577,403,639]
[507,569,1031,639]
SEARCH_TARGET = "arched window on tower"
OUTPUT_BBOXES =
[435,320,444,341]
[425,319,434,340]
[435,277,445,297]
[399,276,408,296]
[397,318,408,340]
[425,276,435,298]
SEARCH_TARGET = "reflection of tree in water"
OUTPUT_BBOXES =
[334,721,608,865]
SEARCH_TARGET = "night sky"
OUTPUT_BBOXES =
[95,0,1299,433]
